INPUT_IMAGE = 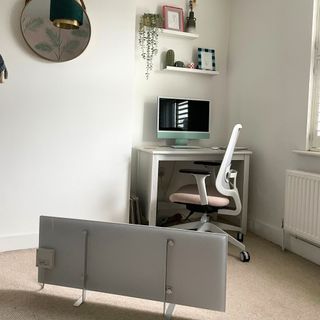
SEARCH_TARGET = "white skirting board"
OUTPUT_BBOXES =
[0,233,38,252]
[249,219,320,265]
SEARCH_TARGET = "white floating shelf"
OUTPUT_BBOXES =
[163,66,220,76]
[160,28,199,39]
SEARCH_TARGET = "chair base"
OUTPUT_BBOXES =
[171,215,250,262]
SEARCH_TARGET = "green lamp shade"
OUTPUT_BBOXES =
[50,0,84,29]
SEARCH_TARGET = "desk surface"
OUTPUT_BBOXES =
[136,146,252,156]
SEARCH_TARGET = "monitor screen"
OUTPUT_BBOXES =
[157,97,210,145]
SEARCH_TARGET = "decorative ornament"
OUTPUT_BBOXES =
[186,0,197,33]
[174,61,185,68]
[187,62,195,69]
[0,54,8,84]
[166,49,175,67]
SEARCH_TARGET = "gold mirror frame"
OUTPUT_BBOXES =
[20,0,91,62]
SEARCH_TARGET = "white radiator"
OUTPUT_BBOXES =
[284,170,320,246]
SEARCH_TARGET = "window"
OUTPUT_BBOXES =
[177,101,189,129]
[310,0,320,150]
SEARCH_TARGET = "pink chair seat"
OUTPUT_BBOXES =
[169,184,230,207]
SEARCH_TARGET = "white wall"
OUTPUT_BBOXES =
[0,0,136,251]
[227,0,320,263]
[134,0,231,147]
[132,0,232,201]
[2,0,318,263]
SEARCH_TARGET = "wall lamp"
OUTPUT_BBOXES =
[50,0,87,30]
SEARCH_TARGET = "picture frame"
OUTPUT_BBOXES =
[198,48,216,71]
[163,6,184,32]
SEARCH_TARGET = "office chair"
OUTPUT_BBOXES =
[169,124,250,262]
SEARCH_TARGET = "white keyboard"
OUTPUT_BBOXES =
[171,145,202,149]
[218,146,248,150]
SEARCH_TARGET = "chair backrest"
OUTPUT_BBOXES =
[216,124,242,215]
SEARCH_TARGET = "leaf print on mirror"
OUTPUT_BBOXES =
[35,42,53,52]
[62,40,80,54]
[46,28,61,48]
[23,17,44,32]
[71,28,89,38]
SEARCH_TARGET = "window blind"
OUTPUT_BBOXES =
[311,1,320,149]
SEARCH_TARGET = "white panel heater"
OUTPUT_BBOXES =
[284,170,320,246]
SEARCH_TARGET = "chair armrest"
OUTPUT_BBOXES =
[218,169,241,216]
[194,162,221,184]
[228,169,238,189]
[179,169,211,175]
[179,169,210,206]
[194,161,221,167]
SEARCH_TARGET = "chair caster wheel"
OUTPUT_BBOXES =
[240,251,250,262]
[237,232,244,242]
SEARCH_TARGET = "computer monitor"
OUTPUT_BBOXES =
[157,96,210,147]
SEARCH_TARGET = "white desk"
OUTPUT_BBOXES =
[135,147,252,234]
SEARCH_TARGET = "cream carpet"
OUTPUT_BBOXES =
[0,233,319,320]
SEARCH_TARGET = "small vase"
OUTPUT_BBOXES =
[186,10,196,33]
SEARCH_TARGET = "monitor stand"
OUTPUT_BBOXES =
[170,139,202,149]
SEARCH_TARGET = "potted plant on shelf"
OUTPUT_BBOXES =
[138,13,163,79]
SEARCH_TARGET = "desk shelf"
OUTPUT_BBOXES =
[163,66,220,76]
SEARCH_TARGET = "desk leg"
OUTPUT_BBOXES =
[137,152,159,226]
[148,155,159,226]
[241,155,250,234]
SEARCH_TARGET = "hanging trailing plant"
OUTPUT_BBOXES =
[138,14,163,79]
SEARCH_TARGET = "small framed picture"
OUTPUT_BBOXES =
[163,6,184,32]
[198,48,216,71]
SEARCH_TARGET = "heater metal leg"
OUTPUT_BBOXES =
[282,220,286,251]
[164,303,176,320]
[74,288,87,307]
[73,230,88,307]
[38,282,45,291]
[163,239,175,320]
[282,230,286,251]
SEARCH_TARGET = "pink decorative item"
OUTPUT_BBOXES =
[163,6,184,32]
[187,62,195,69]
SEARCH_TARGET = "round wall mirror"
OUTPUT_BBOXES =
[20,0,91,62]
